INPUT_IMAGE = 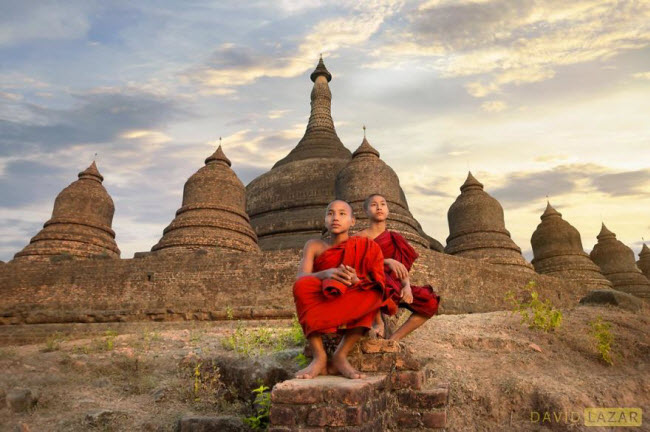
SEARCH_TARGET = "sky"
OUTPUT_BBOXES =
[1,0,649,263]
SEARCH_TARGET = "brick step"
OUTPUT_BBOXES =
[270,374,390,431]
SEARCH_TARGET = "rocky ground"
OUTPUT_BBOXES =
[0,302,648,431]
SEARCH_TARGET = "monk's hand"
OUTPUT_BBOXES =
[326,265,353,285]
[401,285,414,304]
[386,259,408,280]
[343,265,360,285]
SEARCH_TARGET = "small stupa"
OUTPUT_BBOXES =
[246,56,352,250]
[13,161,120,261]
[151,145,259,253]
[530,202,611,289]
[638,243,650,279]
[445,172,534,272]
[589,224,650,299]
[335,129,443,250]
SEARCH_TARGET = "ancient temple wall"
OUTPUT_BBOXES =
[0,247,587,325]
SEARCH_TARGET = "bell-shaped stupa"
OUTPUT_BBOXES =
[531,202,611,289]
[445,172,534,272]
[151,145,259,253]
[246,57,352,249]
[13,161,120,261]
[638,243,650,279]
[589,224,650,299]
[335,131,443,251]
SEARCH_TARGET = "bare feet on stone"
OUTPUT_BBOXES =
[331,353,365,379]
[295,356,326,379]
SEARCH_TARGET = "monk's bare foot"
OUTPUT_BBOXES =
[369,322,385,339]
[326,359,339,375]
[331,353,365,379]
[295,356,326,379]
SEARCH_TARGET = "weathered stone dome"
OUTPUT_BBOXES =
[151,145,259,253]
[638,243,650,279]
[590,224,650,299]
[445,172,533,272]
[335,134,443,251]
[13,161,120,261]
[531,202,611,289]
[246,58,352,250]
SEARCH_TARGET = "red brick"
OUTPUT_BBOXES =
[345,405,363,425]
[306,406,347,427]
[322,381,371,406]
[394,354,421,371]
[271,380,323,404]
[422,410,447,428]
[393,409,422,428]
[361,338,400,353]
[390,370,423,390]
[397,388,448,409]
[269,405,296,426]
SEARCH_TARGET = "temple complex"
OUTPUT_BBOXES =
[445,172,534,272]
[335,132,443,250]
[151,145,259,253]
[589,224,650,299]
[13,161,120,261]
[530,202,611,289]
[638,243,650,279]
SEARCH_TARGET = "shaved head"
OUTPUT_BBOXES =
[326,199,353,215]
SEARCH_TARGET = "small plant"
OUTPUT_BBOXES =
[244,385,271,431]
[505,280,562,332]
[193,362,202,401]
[289,314,306,345]
[43,331,65,352]
[589,315,614,365]
[104,329,118,350]
[295,353,310,368]
[226,306,234,320]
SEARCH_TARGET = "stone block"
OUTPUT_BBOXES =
[422,410,447,428]
[390,370,423,390]
[397,388,448,409]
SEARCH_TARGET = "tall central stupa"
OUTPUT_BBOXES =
[245,57,352,249]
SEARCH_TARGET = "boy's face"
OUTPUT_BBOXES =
[325,200,355,234]
[365,195,389,222]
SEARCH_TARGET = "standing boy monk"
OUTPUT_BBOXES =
[357,194,441,341]
[293,199,387,379]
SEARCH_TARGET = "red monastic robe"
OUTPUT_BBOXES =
[373,230,441,318]
[293,236,387,337]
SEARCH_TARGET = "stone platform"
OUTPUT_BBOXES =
[270,338,449,431]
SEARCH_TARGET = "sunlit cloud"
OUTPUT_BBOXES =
[481,100,507,112]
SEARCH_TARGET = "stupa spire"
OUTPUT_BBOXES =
[205,141,231,167]
[541,201,561,219]
[352,128,380,158]
[272,56,350,168]
[460,171,484,192]
[78,160,104,182]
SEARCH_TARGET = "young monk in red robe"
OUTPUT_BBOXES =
[293,199,387,379]
[357,194,441,341]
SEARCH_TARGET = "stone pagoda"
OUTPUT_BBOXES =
[335,131,443,250]
[589,224,650,299]
[245,57,352,250]
[13,161,120,261]
[530,202,611,289]
[638,243,650,279]
[445,172,533,272]
[151,145,259,253]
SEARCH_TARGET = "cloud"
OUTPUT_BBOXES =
[490,163,607,205]
[481,100,507,112]
[0,88,187,157]
[591,169,650,197]
[0,1,94,46]
[369,0,650,96]
[184,0,404,93]
[633,71,650,80]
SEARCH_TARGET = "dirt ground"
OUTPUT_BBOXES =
[0,303,648,431]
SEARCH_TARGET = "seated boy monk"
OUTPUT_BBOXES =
[293,199,387,379]
[357,193,441,341]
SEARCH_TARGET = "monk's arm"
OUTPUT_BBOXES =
[296,240,341,280]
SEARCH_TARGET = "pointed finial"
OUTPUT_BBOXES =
[352,132,380,158]
[205,143,231,166]
[310,56,332,82]
[641,241,650,256]
[78,160,104,183]
[460,171,484,192]
[597,222,616,240]
[541,201,561,219]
